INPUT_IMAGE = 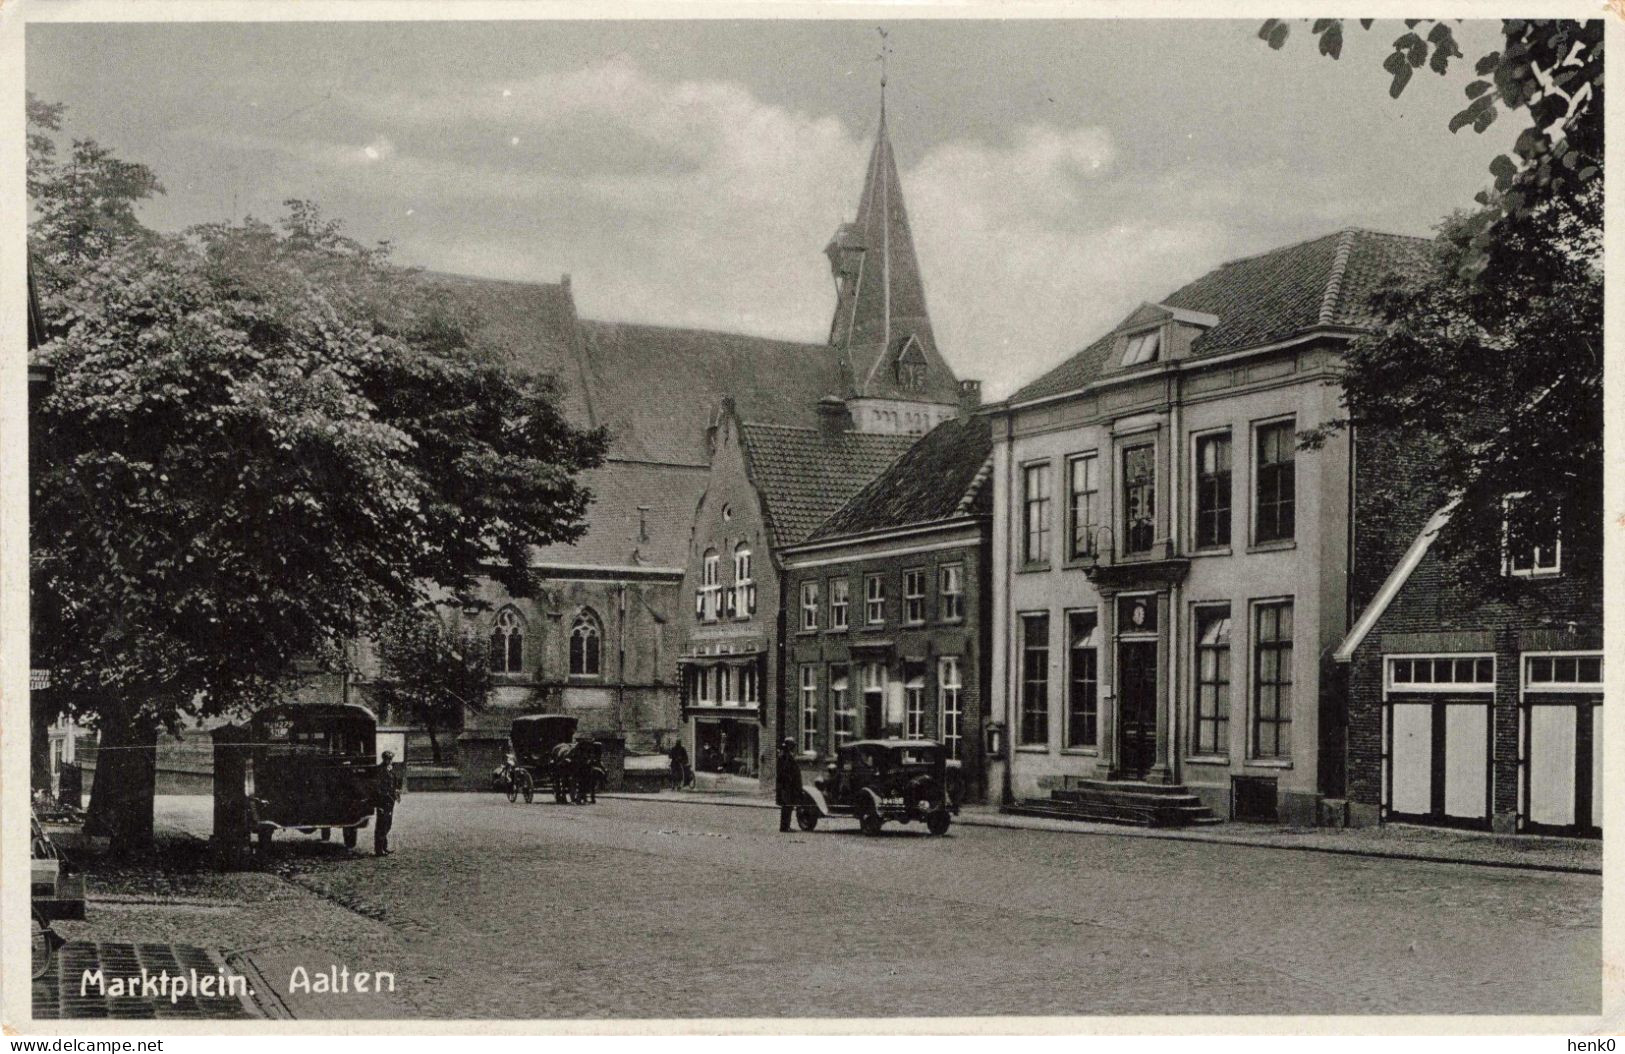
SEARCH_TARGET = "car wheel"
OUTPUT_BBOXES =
[796,807,820,832]
[926,810,951,836]
[859,810,883,837]
[342,826,358,849]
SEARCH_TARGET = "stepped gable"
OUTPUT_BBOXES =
[808,415,993,541]
[737,423,918,549]
[1007,228,1438,406]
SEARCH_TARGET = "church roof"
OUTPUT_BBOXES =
[529,460,708,572]
[1007,228,1438,406]
[737,422,918,549]
[827,113,960,406]
[805,414,993,543]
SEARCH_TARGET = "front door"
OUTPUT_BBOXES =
[1118,640,1158,778]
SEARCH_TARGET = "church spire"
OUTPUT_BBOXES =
[823,92,956,413]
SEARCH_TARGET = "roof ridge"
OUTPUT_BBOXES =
[1318,228,1359,326]
[579,317,828,348]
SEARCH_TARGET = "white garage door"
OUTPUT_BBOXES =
[1383,656,1495,829]
[1389,703,1432,817]
[1443,703,1489,821]
[1528,704,1576,828]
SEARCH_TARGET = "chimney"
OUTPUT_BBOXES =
[958,379,983,420]
[817,395,851,437]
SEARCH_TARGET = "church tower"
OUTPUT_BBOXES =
[824,106,966,436]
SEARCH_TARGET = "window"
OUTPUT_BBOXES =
[1067,454,1100,559]
[489,608,524,674]
[897,338,927,392]
[1122,444,1156,555]
[733,544,756,617]
[739,662,758,704]
[718,665,733,703]
[904,664,927,739]
[829,577,850,630]
[831,666,853,747]
[569,610,602,677]
[1194,433,1232,549]
[695,664,711,703]
[1255,421,1296,544]
[699,549,721,621]
[939,656,964,760]
[1020,613,1050,746]
[903,568,926,624]
[1524,653,1602,688]
[1121,329,1160,366]
[799,666,818,752]
[800,581,819,631]
[1193,606,1232,756]
[1023,462,1052,564]
[939,563,965,621]
[1252,601,1293,758]
[865,574,886,625]
[1389,656,1495,688]
[1503,496,1561,577]
[1066,611,1099,749]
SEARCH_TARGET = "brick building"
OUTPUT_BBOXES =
[677,108,975,786]
[985,229,1433,825]
[779,414,993,801]
[1333,487,1603,835]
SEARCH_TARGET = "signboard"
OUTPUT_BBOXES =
[30,669,51,690]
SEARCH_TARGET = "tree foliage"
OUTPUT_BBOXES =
[372,607,491,766]
[1259,19,1601,265]
[28,98,606,850]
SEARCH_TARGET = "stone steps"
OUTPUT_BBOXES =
[1003,779,1222,828]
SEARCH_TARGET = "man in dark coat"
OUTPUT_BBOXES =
[669,742,690,790]
[572,737,598,804]
[775,738,802,833]
[373,751,401,856]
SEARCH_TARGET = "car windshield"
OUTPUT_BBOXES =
[893,748,937,767]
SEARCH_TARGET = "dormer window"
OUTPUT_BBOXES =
[1121,329,1161,367]
[896,337,928,392]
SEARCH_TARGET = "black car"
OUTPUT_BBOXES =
[797,739,957,836]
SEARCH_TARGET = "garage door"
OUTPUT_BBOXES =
[1521,653,1602,837]
[1383,656,1495,830]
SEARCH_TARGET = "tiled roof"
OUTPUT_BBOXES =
[808,415,993,542]
[429,274,845,466]
[737,423,918,548]
[529,460,708,571]
[1008,228,1437,405]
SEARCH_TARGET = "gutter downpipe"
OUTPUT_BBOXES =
[1001,412,1016,806]
[1168,394,1182,785]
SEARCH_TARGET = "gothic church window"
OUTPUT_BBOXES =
[490,608,525,674]
[570,609,603,678]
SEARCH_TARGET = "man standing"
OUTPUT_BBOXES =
[668,741,690,790]
[374,750,401,856]
[775,738,802,833]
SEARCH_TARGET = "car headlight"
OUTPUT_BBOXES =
[916,799,931,815]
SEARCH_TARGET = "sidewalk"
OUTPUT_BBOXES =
[600,789,1602,875]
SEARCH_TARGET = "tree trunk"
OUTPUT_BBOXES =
[83,701,158,857]
[424,714,441,766]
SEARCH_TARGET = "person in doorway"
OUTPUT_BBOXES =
[775,738,802,833]
[373,750,401,856]
[668,741,690,790]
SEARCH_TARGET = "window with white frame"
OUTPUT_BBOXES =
[1194,433,1232,550]
[903,568,926,624]
[1251,601,1292,758]
[1523,653,1601,689]
[699,549,720,621]
[939,563,964,621]
[1066,611,1099,749]
[831,666,853,746]
[1503,495,1562,577]
[1192,606,1232,755]
[1020,613,1050,746]
[1121,328,1160,367]
[1122,444,1156,555]
[733,544,756,617]
[1067,453,1099,559]
[1023,463,1052,564]
[718,665,734,704]
[1255,420,1296,544]
[740,662,758,704]
[904,664,927,739]
[695,664,711,704]
[1388,655,1495,689]
[865,574,886,625]
[800,580,819,631]
[938,656,964,760]
[862,663,887,735]
[799,666,818,752]
[829,577,850,630]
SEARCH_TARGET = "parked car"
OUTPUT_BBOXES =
[796,739,958,836]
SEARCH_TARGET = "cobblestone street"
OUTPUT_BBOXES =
[57,793,1599,1020]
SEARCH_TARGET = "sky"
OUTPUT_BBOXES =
[27,19,1517,399]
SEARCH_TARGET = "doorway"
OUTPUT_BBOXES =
[1117,640,1158,778]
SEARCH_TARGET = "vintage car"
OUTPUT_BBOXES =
[217,703,384,850]
[796,739,958,836]
[501,714,581,803]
